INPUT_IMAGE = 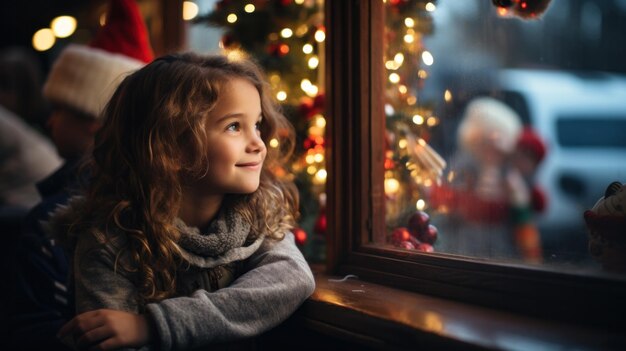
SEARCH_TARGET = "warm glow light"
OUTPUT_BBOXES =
[498,7,509,16]
[398,139,408,149]
[394,53,404,65]
[407,96,417,105]
[444,89,453,103]
[385,178,400,194]
[308,56,319,69]
[301,79,319,96]
[100,13,107,26]
[183,1,199,20]
[416,199,426,210]
[270,74,281,84]
[315,169,327,182]
[398,85,408,94]
[422,51,434,66]
[302,43,313,54]
[306,154,315,164]
[404,18,415,28]
[427,116,438,126]
[404,34,414,44]
[314,29,326,42]
[276,91,287,101]
[385,60,398,70]
[314,153,324,163]
[314,114,326,128]
[32,28,55,51]
[280,28,293,38]
[389,73,400,83]
[227,13,238,23]
[279,44,290,55]
[412,114,424,125]
[50,16,76,38]
[295,0,305,4]
[269,138,279,148]
[244,3,256,13]
[418,70,428,79]
[425,2,436,12]
[307,165,317,174]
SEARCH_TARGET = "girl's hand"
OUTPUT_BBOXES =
[58,309,153,350]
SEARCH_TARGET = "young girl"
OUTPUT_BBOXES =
[51,52,315,350]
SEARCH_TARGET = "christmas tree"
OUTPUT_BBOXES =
[198,0,327,261]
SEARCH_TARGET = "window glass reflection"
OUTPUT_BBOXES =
[379,0,626,275]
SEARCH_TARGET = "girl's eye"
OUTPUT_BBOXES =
[255,120,262,130]
[226,122,240,132]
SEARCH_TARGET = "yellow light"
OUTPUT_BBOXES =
[50,16,76,38]
[416,199,426,210]
[307,165,317,174]
[422,51,434,66]
[404,34,414,44]
[308,125,323,137]
[301,79,312,90]
[226,49,246,61]
[407,96,417,105]
[314,153,324,163]
[244,4,256,13]
[295,24,309,36]
[270,74,281,84]
[314,29,326,42]
[315,169,327,182]
[314,115,326,128]
[302,43,314,54]
[305,85,318,97]
[444,89,453,103]
[398,139,408,149]
[227,13,238,23]
[404,18,415,28]
[389,73,400,84]
[295,0,305,4]
[394,53,404,65]
[425,2,437,12]
[308,56,319,69]
[424,179,433,187]
[32,28,55,51]
[269,138,279,148]
[412,114,424,125]
[384,178,400,194]
[306,155,315,164]
[418,70,428,79]
[276,91,287,101]
[447,171,456,182]
[280,28,293,38]
[398,85,408,94]
[100,13,107,26]
[385,60,398,70]
[183,1,199,20]
[427,116,438,126]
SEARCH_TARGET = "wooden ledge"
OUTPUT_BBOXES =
[292,273,625,350]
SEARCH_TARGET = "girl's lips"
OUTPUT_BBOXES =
[236,162,262,169]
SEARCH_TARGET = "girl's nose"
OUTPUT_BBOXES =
[247,131,266,154]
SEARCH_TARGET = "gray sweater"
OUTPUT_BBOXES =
[54,201,315,350]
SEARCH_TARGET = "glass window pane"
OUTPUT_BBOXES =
[374,0,626,275]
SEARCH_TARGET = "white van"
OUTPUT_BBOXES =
[496,69,626,252]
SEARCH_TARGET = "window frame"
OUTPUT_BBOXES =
[325,0,626,328]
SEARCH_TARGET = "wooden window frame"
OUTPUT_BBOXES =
[325,0,626,329]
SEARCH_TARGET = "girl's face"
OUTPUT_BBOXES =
[193,78,267,195]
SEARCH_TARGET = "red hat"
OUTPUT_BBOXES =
[517,127,547,163]
[90,0,154,63]
[43,0,153,118]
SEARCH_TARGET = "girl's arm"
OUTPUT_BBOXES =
[60,234,153,350]
[145,232,315,351]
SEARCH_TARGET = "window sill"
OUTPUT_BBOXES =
[284,269,625,350]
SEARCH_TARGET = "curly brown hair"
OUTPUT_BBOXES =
[76,52,298,303]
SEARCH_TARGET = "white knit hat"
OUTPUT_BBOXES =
[42,44,143,119]
[457,97,522,155]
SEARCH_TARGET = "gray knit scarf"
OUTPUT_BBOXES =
[174,208,265,269]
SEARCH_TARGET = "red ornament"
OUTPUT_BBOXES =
[408,211,430,235]
[390,227,411,245]
[421,224,438,245]
[416,243,434,253]
[399,241,415,250]
[293,227,307,246]
[314,204,327,235]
